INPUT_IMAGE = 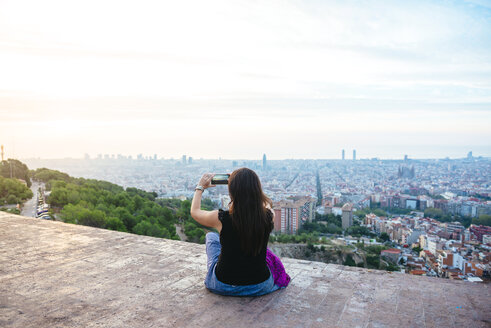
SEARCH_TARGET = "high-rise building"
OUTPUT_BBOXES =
[342,149,345,160]
[188,157,193,164]
[182,155,187,164]
[273,197,316,234]
[342,203,353,230]
[353,150,356,161]
[263,154,267,169]
[404,154,408,161]
[279,206,299,234]
[467,151,473,159]
[398,165,415,179]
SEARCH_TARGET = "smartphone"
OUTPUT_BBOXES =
[211,174,230,185]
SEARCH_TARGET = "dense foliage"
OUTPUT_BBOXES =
[354,207,388,218]
[0,176,33,205]
[312,213,343,232]
[270,232,324,244]
[423,207,489,227]
[31,168,70,189]
[345,225,375,238]
[0,159,31,187]
[36,168,214,243]
[379,232,390,242]
[472,214,491,227]
[0,207,21,214]
[298,221,342,235]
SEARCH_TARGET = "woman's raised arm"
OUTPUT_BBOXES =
[190,173,222,232]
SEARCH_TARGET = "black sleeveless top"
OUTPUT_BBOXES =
[215,209,271,285]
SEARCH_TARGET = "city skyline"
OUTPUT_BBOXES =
[1,0,490,159]
[7,146,491,161]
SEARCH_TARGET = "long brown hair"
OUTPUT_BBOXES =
[228,167,273,256]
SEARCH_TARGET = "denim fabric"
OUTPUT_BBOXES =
[204,232,281,297]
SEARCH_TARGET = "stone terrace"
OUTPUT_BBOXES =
[1,212,489,328]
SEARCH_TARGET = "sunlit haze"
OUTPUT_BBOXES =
[1,0,490,160]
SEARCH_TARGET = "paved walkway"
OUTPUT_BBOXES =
[0,212,489,328]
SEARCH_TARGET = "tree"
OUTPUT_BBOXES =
[133,221,170,238]
[7,194,18,204]
[43,169,185,241]
[473,215,491,227]
[380,232,390,242]
[0,176,33,204]
[0,159,31,187]
[366,254,380,269]
[78,209,106,228]
[345,226,373,237]
[343,254,356,267]
[424,207,444,219]
[385,263,400,271]
[48,188,69,207]
[105,217,127,232]
[372,208,387,217]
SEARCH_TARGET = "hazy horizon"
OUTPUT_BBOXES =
[1,0,490,160]
[17,145,490,162]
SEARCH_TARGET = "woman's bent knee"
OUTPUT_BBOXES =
[206,232,219,243]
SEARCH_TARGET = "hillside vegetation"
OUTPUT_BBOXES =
[0,176,33,205]
[0,159,31,187]
[32,168,214,243]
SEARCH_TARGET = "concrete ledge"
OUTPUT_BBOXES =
[1,212,489,328]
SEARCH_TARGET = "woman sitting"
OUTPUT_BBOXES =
[190,168,287,296]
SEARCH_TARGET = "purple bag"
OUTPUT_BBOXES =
[266,248,291,288]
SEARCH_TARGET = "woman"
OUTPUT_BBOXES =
[190,168,282,296]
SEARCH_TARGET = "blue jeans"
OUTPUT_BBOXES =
[204,232,281,297]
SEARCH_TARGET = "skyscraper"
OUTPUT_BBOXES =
[353,149,356,161]
[342,149,345,160]
[182,155,187,164]
[263,154,267,169]
[467,151,473,159]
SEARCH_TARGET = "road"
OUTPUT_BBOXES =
[20,181,42,217]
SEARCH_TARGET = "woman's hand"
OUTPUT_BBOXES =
[198,173,215,189]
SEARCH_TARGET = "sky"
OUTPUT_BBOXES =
[0,0,490,160]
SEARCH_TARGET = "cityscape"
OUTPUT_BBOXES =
[19,149,491,282]
[2,0,491,325]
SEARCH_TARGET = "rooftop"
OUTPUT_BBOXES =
[1,212,490,328]
[341,203,353,211]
